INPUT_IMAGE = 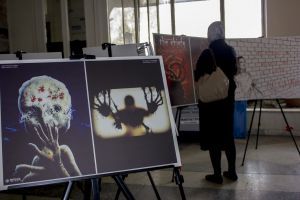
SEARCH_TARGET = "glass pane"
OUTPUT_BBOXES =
[225,0,262,38]
[108,0,124,44]
[149,0,158,45]
[159,0,172,34]
[175,0,220,37]
[139,0,149,43]
[124,0,136,44]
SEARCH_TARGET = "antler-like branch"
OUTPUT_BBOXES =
[143,87,163,114]
[93,90,113,117]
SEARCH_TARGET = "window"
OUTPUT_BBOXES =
[124,1,136,44]
[225,0,262,38]
[149,0,158,43]
[108,0,263,44]
[139,0,149,43]
[175,0,220,37]
[108,1,123,44]
[158,0,172,34]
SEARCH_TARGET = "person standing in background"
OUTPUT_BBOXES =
[194,21,238,184]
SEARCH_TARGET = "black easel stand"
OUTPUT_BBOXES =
[171,106,186,182]
[146,171,161,200]
[173,167,186,200]
[114,174,127,200]
[102,42,116,57]
[15,50,26,60]
[170,105,186,184]
[241,99,300,166]
[167,106,186,199]
[79,179,92,200]
[112,175,135,200]
[91,178,101,200]
[114,172,161,200]
[175,106,184,135]
[61,176,135,200]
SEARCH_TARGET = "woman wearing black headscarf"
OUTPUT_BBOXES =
[194,21,238,184]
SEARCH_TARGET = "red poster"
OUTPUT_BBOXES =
[154,34,197,107]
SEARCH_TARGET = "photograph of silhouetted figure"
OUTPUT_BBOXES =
[85,58,178,173]
[93,87,165,137]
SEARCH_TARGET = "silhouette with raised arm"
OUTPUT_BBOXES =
[93,87,163,136]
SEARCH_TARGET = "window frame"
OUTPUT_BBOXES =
[107,0,265,44]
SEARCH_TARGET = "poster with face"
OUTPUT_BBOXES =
[85,58,180,173]
[227,37,300,100]
[153,34,197,107]
[0,61,96,189]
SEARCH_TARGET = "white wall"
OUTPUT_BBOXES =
[7,0,46,53]
[247,108,300,136]
[266,0,300,37]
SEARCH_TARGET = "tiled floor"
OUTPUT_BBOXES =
[1,135,300,200]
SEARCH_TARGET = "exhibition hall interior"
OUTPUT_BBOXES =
[0,0,300,199]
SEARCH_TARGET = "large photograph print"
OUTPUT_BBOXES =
[186,35,300,100]
[0,61,96,188]
[154,34,197,106]
[85,58,179,173]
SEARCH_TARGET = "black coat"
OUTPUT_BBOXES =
[194,39,237,150]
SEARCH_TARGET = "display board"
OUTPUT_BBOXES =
[175,105,199,132]
[111,44,139,57]
[83,44,141,58]
[228,37,300,100]
[0,54,17,60]
[82,47,109,57]
[153,34,197,107]
[22,52,62,60]
[154,34,300,101]
[0,57,181,190]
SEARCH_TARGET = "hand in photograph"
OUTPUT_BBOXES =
[14,123,81,182]
[14,75,82,182]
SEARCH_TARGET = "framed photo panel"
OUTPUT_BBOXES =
[0,57,181,190]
